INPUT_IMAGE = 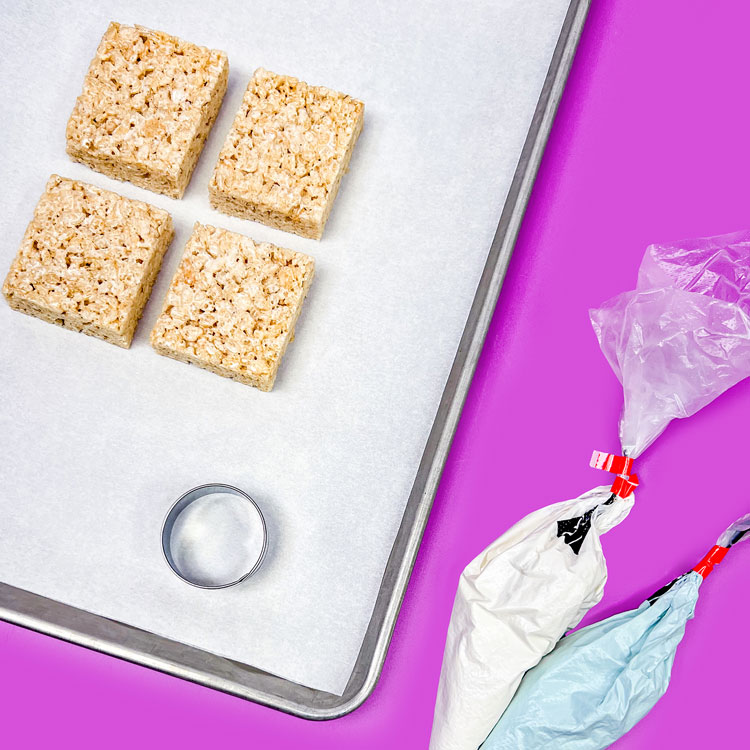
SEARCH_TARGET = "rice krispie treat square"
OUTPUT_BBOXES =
[150,223,315,390]
[209,68,364,240]
[2,175,173,348]
[66,22,229,199]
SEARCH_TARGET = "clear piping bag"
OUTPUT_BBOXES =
[430,231,750,750]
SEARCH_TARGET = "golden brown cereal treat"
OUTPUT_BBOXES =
[66,22,229,199]
[209,68,364,240]
[150,223,314,390]
[2,175,173,348]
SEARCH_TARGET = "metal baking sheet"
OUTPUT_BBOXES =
[0,0,588,718]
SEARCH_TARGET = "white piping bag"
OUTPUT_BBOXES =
[430,231,750,750]
[481,514,750,750]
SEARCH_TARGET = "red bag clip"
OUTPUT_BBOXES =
[610,472,639,499]
[590,451,634,475]
[590,450,638,499]
[693,545,729,579]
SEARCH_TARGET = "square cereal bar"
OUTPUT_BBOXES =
[2,175,173,348]
[66,22,229,199]
[150,223,314,390]
[209,68,364,239]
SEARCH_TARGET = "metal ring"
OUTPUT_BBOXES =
[161,483,268,589]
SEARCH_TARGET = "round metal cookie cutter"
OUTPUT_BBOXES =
[161,484,268,589]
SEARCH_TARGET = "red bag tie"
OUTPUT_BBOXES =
[693,545,729,579]
[590,450,639,499]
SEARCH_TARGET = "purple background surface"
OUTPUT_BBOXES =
[2,1,749,747]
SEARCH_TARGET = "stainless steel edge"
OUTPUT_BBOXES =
[0,0,590,720]
[313,0,592,720]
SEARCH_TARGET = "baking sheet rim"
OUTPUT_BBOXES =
[0,0,590,720]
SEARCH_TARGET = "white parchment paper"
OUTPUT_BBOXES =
[0,0,570,694]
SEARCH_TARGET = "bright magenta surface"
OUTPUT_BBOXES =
[3,1,749,747]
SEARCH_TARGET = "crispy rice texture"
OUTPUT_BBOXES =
[2,175,173,348]
[150,222,315,390]
[209,68,364,239]
[66,22,229,198]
